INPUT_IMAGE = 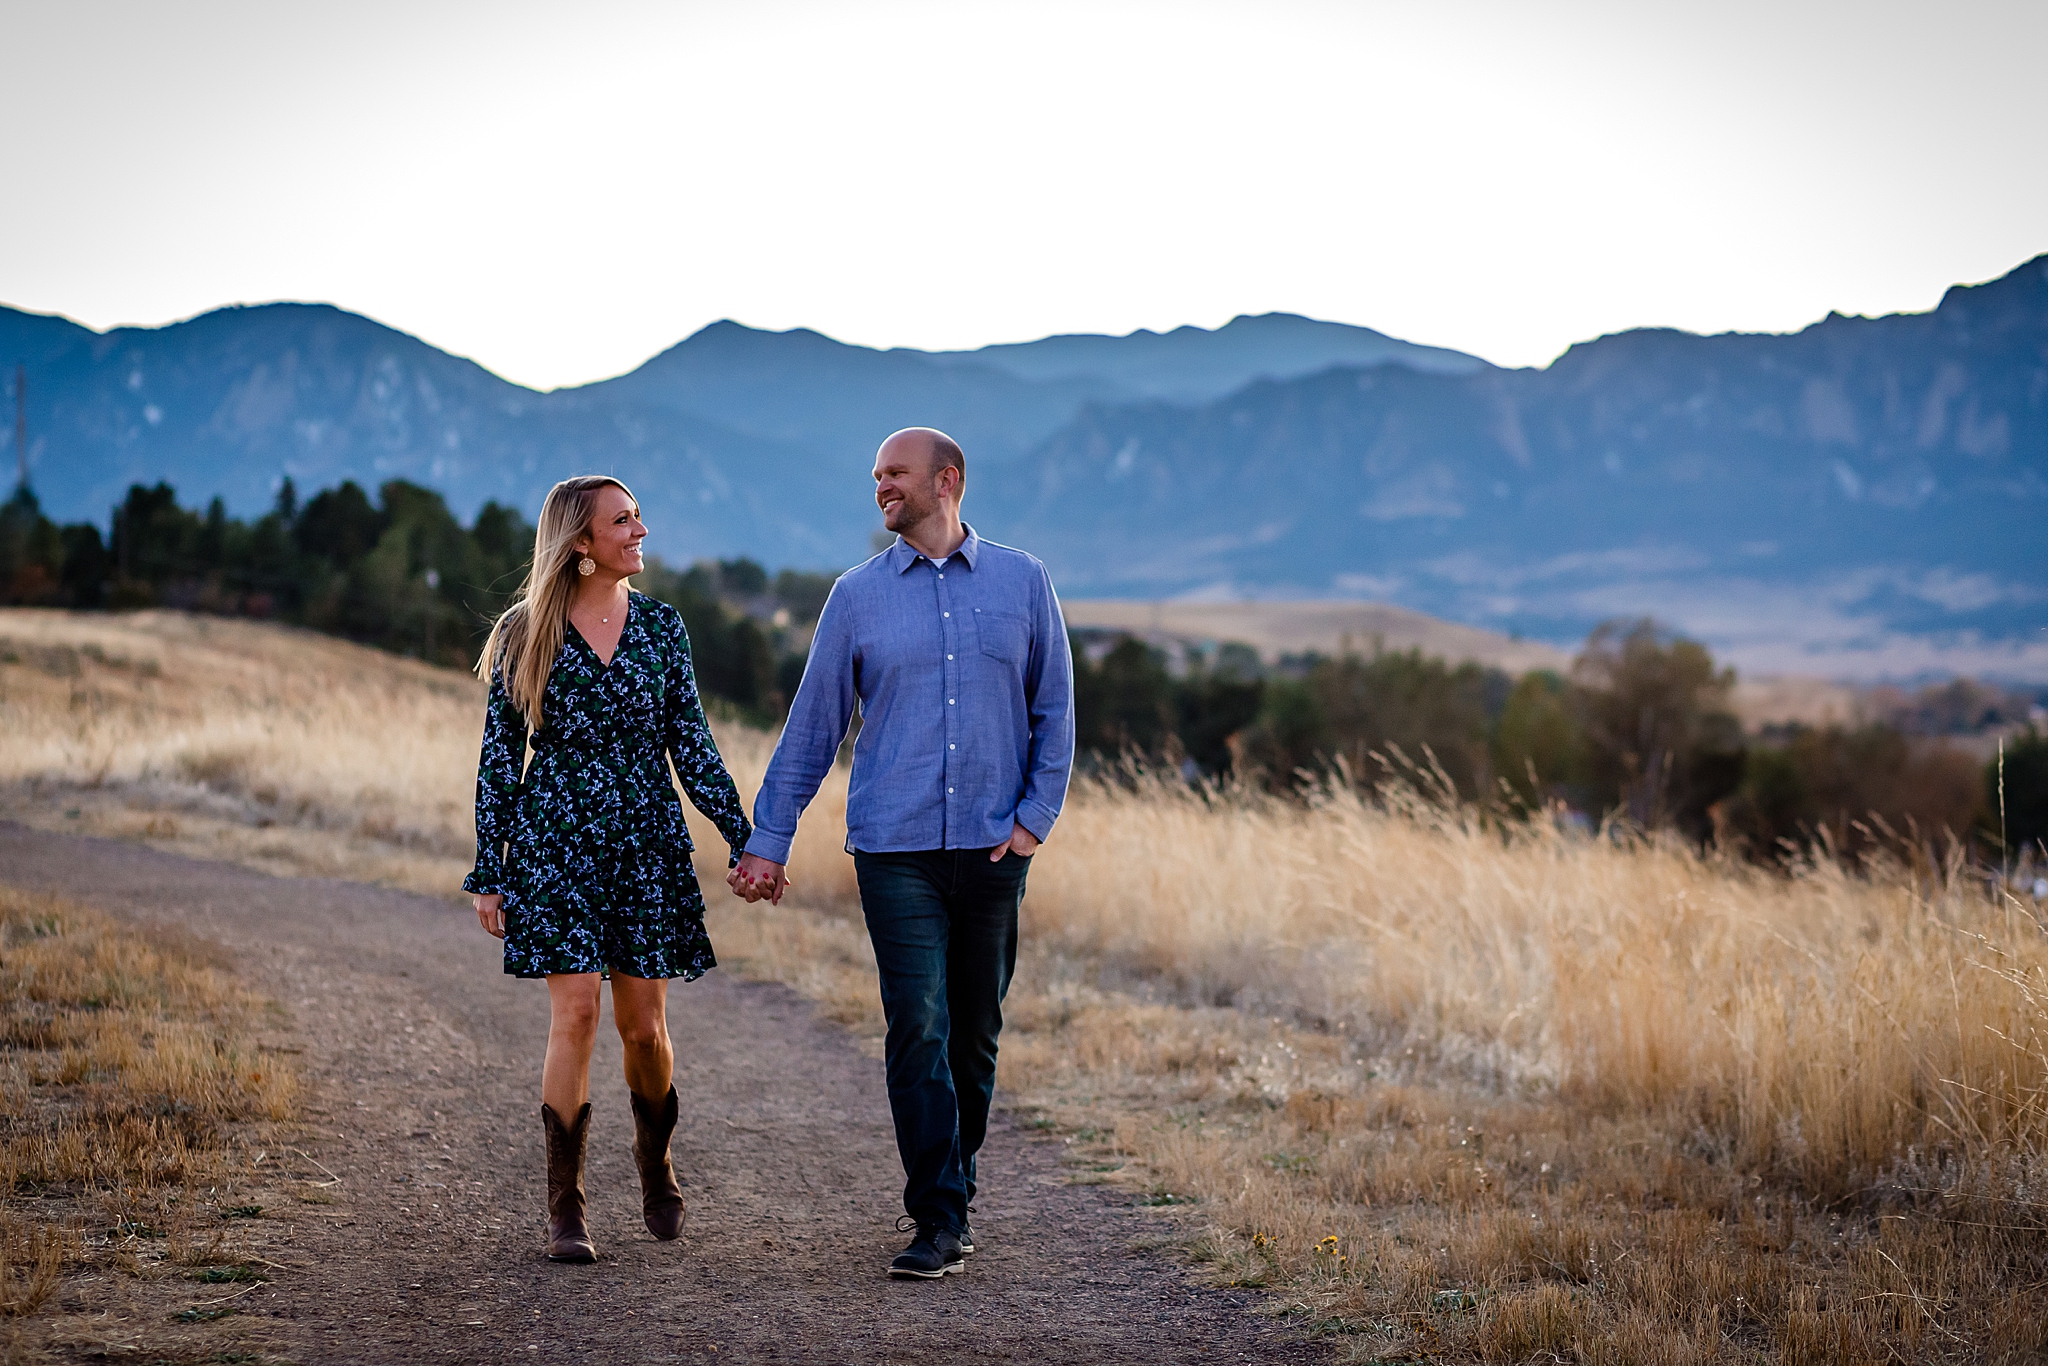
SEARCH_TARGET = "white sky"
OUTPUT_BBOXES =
[3,0,2043,391]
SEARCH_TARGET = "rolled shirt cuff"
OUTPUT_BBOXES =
[743,828,795,865]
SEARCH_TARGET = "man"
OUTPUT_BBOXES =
[730,426,1074,1280]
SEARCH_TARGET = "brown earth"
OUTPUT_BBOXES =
[0,822,1320,1365]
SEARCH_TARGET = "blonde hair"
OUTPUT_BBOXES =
[475,475,637,728]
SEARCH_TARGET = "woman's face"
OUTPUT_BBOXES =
[577,485,646,578]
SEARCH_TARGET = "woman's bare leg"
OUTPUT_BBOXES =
[610,973,673,1100]
[542,974,603,1114]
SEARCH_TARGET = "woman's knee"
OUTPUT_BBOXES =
[549,986,603,1041]
[615,1009,671,1054]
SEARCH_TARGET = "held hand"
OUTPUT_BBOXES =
[990,822,1040,862]
[473,892,507,939]
[730,853,791,905]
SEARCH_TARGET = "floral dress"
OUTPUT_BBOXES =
[463,591,752,981]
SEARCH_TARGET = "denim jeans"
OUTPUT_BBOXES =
[852,846,1028,1235]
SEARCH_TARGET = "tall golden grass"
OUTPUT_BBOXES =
[0,884,300,1329]
[0,609,481,885]
[6,607,2045,1358]
[1023,773,2048,1196]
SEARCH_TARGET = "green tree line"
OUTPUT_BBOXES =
[1071,620,2048,864]
[4,477,2042,863]
[0,479,833,723]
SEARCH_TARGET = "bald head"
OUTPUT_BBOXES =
[874,426,967,541]
[879,426,965,480]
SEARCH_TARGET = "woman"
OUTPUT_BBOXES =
[465,475,751,1263]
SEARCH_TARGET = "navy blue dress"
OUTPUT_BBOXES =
[463,592,751,980]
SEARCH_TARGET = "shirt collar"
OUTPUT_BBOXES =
[889,523,981,573]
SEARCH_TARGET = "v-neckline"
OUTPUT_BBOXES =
[569,592,632,669]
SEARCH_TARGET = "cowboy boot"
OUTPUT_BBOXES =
[541,1102,596,1263]
[630,1084,685,1240]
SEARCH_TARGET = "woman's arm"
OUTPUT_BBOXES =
[464,668,529,903]
[663,616,753,863]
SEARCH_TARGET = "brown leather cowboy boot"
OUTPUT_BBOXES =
[630,1085,685,1240]
[541,1102,596,1263]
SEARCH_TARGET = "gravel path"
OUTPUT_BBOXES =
[1,823,1317,1364]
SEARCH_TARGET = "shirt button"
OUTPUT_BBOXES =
[943,612,950,618]
[948,699,955,705]
[947,654,953,660]
[947,787,954,794]
[949,743,955,750]
[939,573,945,579]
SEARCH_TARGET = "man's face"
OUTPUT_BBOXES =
[874,440,946,535]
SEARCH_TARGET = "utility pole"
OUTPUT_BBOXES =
[12,364,24,492]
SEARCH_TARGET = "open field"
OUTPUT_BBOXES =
[1061,598,1574,675]
[4,607,2046,1361]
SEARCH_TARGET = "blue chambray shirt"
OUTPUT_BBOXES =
[745,525,1075,863]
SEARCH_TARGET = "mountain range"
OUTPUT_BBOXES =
[3,255,2044,680]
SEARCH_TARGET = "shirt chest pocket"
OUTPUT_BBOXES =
[973,608,1029,664]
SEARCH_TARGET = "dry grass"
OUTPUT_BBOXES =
[0,888,299,1192]
[6,606,2047,1361]
[696,775,2048,1359]
[0,609,482,888]
[0,882,302,1347]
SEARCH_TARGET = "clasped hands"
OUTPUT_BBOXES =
[727,853,791,905]
[726,823,1040,906]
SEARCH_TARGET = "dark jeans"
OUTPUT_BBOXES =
[852,847,1028,1235]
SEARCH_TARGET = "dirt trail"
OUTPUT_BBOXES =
[1,824,1317,1365]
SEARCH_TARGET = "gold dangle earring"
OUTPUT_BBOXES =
[578,554,596,577]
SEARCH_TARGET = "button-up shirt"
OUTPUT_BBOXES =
[745,525,1075,863]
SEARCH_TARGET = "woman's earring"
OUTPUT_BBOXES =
[577,555,596,577]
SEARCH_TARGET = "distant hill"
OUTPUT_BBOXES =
[0,303,1475,567]
[581,320,1119,466]
[0,303,877,566]
[3,257,2044,679]
[920,312,1487,399]
[988,256,2048,679]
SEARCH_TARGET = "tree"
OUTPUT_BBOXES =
[295,481,385,567]
[1570,618,1745,836]
[1722,724,1984,857]
[717,557,769,597]
[1990,727,2048,859]
[772,569,837,626]
[0,486,65,604]
[1175,646,1265,777]
[1492,670,1583,808]
[1073,635,1176,759]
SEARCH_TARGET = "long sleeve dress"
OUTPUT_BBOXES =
[463,591,752,981]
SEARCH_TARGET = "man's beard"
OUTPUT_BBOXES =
[885,487,939,536]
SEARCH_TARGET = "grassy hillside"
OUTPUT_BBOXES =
[1062,598,1572,675]
[4,608,2044,1359]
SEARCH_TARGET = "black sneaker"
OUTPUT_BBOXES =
[889,1223,964,1279]
[958,1223,975,1255]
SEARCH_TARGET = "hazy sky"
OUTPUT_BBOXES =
[4,0,2043,391]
